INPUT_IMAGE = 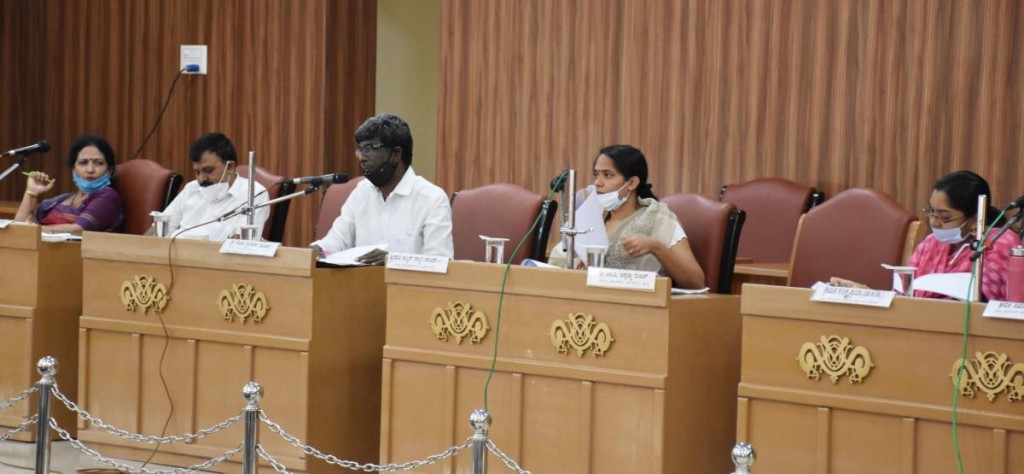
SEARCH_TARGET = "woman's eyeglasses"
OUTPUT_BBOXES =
[921,206,964,225]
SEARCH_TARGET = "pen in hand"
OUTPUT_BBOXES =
[22,171,53,183]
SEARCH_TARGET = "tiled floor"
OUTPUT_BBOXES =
[0,440,181,474]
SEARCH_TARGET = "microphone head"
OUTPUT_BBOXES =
[332,173,349,184]
[37,140,51,153]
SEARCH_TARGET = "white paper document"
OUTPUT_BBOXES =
[0,219,12,229]
[671,287,710,295]
[912,272,974,301]
[41,232,76,242]
[319,244,387,267]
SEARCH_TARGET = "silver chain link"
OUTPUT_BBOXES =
[487,440,532,474]
[257,445,293,473]
[0,385,38,412]
[51,383,242,443]
[259,410,473,472]
[50,417,244,474]
[0,414,38,443]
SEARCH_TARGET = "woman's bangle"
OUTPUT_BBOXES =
[25,190,38,198]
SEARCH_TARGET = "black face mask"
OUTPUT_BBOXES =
[365,156,397,187]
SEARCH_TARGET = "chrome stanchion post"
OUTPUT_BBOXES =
[731,442,755,474]
[469,409,490,474]
[34,356,56,474]
[242,382,263,474]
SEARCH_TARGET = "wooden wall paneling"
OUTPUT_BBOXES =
[0,0,376,246]
[437,0,1024,222]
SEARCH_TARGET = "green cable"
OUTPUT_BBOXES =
[950,210,1004,473]
[483,172,567,411]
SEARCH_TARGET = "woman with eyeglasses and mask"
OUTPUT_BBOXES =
[13,135,123,234]
[831,170,1021,301]
[548,145,705,289]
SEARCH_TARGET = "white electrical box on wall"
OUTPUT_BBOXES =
[180,45,208,74]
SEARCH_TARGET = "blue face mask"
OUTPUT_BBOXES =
[73,173,111,195]
[931,221,968,244]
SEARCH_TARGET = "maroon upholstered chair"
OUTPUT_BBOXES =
[451,183,558,264]
[719,178,824,263]
[235,165,295,243]
[315,176,365,241]
[662,193,746,293]
[112,159,183,235]
[788,188,920,290]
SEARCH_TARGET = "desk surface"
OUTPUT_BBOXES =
[733,262,789,278]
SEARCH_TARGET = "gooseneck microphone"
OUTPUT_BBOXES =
[3,140,51,157]
[1003,195,1024,211]
[285,173,349,186]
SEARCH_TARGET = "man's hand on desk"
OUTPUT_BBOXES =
[357,248,389,266]
[310,244,325,259]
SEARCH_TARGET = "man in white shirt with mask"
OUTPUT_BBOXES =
[311,114,453,264]
[158,132,270,241]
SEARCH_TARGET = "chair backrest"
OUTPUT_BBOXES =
[788,187,920,289]
[662,193,746,293]
[451,183,556,264]
[720,178,821,263]
[112,159,183,235]
[315,176,365,241]
[236,165,295,243]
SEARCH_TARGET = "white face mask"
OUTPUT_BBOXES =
[596,182,630,212]
[199,164,231,202]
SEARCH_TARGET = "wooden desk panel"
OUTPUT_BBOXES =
[737,284,1024,473]
[382,262,742,473]
[77,233,385,473]
[732,262,790,294]
[0,223,81,440]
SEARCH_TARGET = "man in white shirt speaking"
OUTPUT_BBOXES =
[311,114,453,264]
[158,132,270,241]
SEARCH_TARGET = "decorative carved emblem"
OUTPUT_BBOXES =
[120,275,169,314]
[429,301,490,344]
[797,335,874,384]
[218,284,269,324]
[549,313,614,357]
[951,351,1024,403]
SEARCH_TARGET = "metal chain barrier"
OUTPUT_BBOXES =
[50,382,242,444]
[256,445,293,473]
[486,440,532,474]
[259,410,474,472]
[0,385,38,412]
[49,417,244,474]
[0,414,38,443]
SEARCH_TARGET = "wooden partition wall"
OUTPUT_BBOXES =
[0,0,377,247]
[437,0,1024,214]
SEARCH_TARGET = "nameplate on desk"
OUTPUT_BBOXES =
[810,285,895,308]
[219,239,280,258]
[586,267,657,292]
[983,301,1024,320]
[386,252,449,273]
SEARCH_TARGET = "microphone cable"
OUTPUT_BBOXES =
[482,170,567,411]
[139,188,267,469]
[949,208,1004,474]
[131,66,194,161]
